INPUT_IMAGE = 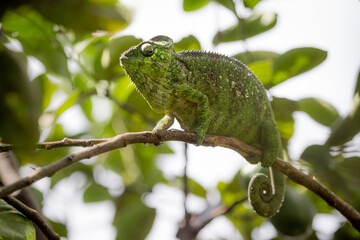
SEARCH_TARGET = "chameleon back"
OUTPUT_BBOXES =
[174,50,275,144]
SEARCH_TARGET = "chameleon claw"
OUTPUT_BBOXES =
[154,129,167,141]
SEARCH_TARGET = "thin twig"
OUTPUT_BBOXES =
[177,197,248,239]
[0,130,359,232]
[3,195,60,240]
[181,143,192,240]
[183,143,190,217]
[37,137,110,150]
[224,197,248,215]
[0,138,110,152]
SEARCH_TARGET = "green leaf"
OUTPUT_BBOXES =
[232,51,279,65]
[104,35,142,80]
[334,222,360,240]
[0,47,40,149]
[213,13,277,45]
[213,0,237,14]
[218,168,266,239]
[183,0,210,11]
[243,0,262,9]
[277,120,295,143]
[1,6,70,78]
[79,34,138,81]
[134,144,165,188]
[327,92,360,146]
[301,145,350,196]
[83,183,112,203]
[247,60,273,87]
[270,47,327,87]
[337,157,360,194]
[73,72,95,92]
[217,170,250,206]
[31,0,131,33]
[108,36,142,63]
[237,48,327,88]
[270,188,316,237]
[0,199,36,240]
[174,35,201,52]
[113,191,155,240]
[272,97,298,122]
[110,76,136,103]
[50,162,93,188]
[298,98,340,127]
[301,145,333,172]
[80,96,93,121]
[188,178,207,198]
[103,149,124,174]
[46,123,67,142]
[55,90,81,119]
[35,74,57,111]
[79,35,110,80]
[48,219,68,237]
[171,177,207,198]
[125,90,163,130]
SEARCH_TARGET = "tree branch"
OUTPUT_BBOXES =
[0,130,359,232]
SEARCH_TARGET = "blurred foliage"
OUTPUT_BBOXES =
[233,47,327,89]
[213,12,278,45]
[0,0,359,239]
[0,47,40,149]
[0,199,36,240]
[270,188,316,238]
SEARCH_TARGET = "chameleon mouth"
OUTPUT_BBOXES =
[119,55,130,67]
[119,56,147,67]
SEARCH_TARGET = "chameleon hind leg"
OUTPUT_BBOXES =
[248,120,286,217]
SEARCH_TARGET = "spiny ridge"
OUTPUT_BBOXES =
[178,50,247,68]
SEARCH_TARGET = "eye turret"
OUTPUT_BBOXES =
[141,43,154,57]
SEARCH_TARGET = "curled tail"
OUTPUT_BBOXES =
[247,119,286,217]
[248,166,286,217]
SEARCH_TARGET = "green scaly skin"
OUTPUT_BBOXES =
[120,35,286,217]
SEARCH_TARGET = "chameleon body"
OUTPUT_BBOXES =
[120,35,285,217]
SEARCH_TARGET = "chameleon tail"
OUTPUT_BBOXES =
[248,167,286,217]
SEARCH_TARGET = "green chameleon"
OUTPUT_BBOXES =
[120,35,285,217]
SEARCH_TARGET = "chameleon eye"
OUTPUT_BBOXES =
[141,43,154,57]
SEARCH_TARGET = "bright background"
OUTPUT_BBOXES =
[31,0,360,239]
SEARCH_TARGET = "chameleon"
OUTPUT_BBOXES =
[119,35,286,217]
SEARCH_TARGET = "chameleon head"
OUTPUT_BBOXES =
[120,35,174,112]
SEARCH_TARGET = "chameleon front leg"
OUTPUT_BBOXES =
[248,120,286,217]
[153,114,174,139]
[174,83,211,146]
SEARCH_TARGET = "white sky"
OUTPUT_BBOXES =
[37,0,360,239]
